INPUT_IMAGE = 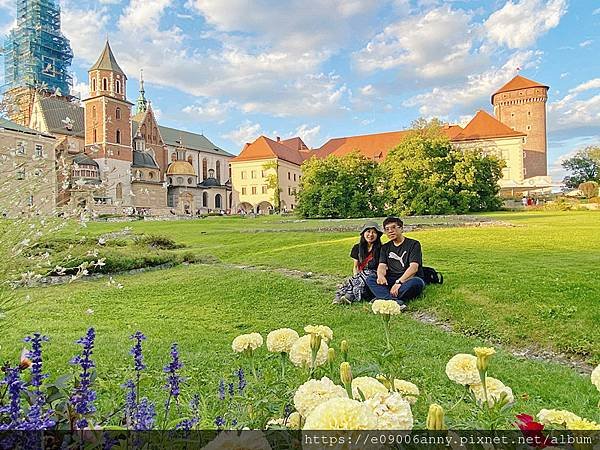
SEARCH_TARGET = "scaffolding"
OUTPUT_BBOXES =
[3,0,73,96]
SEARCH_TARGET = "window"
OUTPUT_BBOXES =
[28,195,34,206]
[149,171,154,180]
[92,106,97,121]
[202,158,208,180]
[241,187,247,195]
[188,177,194,184]
[16,142,25,155]
[187,156,193,165]
[291,204,294,210]
[202,192,208,207]
[215,194,222,209]
[171,153,176,161]
[93,129,97,142]
[528,111,531,116]
[34,144,43,158]
[288,172,291,180]
[288,187,292,195]
[115,183,123,200]
[116,129,121,144]
[116,108,121,120]
[241,171,246,180]
[177,177,184,184]
[526,125,531,130]
[115,80,121,94]
[251,170,256,179]
[216,161,221,182]
[16,169,25,180]
[293,173,296,181]
[252,186,257,195]
[168,177,173,184]
[92,78,97,92]
[261,170,265,178]
[102,78,108,91]
[262,185,267,194]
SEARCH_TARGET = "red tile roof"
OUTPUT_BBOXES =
[231,136,308,166]
[279,137,309,151]
[452,110,526,141]
[315,126,463,159]
[492,75,548,102]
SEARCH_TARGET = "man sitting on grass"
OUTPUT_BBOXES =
[366,216,426,309]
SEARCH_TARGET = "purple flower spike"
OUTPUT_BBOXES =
[218,380,225,401]
[69,327,97,429]
[163,343,184,403]
[132,398,156,430]
[129,331,146,374]
[23,333,49,394]
[235,368,246,393]
[0,367,26,429]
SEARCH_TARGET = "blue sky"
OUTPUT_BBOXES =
[1,0,599,181]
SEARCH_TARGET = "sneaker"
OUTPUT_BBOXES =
[397,301,407,311]
[332,295,352,305]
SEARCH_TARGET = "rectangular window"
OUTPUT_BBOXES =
[293,173,296,181]
[16,141,25,155]
[241,171,246,180]
[35,144,43,158]
[288,172,291,180]
[262,185,267,194]
[16,169,25,180]
[241,187,247,195]
[251,170,256,179]
[251,186,257,195]
[261,170,265,178]
[288,187,292,195]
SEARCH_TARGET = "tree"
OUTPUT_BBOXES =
[562,146,600,188]
[262,161,281,212]
[381,125,504,215]
[296,151,385,218]
[578,181,599,199]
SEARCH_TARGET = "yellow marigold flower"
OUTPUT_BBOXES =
[293,376,348,418]
[445,354,480,385]
[566,417,600,430]
[304,325,333,342]
[351,376,388,400]
[289,335,329,368]
[473,347,496,358]
[303,398,377,430]
[474,346,496,372]
[591,364,600,392]
[371,299,403,315]
[231,333,263,353]
[266,328,299,353]
[364,392,413,430]
[393,379,420,405]
[469,377,514,407]
[203,430,271,450]
[537,409,582,426]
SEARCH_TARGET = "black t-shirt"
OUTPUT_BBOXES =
[379,237,424,278]
[350,244,379,271]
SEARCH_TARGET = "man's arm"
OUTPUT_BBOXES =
[389,262,419,296]
[376,263,388,285]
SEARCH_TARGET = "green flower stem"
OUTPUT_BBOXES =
[479,369,490,409]
[280,352,286,379]
[343,381,353,399]
[382,315,393,351]
[248,349,257,380]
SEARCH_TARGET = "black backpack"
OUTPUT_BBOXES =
[422,266,444,285]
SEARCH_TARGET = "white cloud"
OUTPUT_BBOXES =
[354,6,485,81]
[484,0,567,49]
[71,74,89,100]
[569,78,600,95]
[222,121,262,147]
[579,40,593,48]
[404,50,541,117]
[182,98,234,122]
[61,5,110,64]
[287,124,321,148]
[560,72,569,79]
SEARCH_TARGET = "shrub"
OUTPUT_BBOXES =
[134,234,183,250]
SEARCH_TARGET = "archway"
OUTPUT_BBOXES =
[215,193,222,209]
[179,192,193,214]
[238,202,253,213]
[256,201,273,215]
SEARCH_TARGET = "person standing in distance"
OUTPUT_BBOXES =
[366,216,426,308]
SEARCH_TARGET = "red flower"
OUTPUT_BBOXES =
[515,414,552,448]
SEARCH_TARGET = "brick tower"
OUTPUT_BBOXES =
[492,75,549,178]
[83,41,133,206]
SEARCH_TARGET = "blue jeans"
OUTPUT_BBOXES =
[366,273,425,304]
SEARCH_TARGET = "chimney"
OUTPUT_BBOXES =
[276,136,280,142]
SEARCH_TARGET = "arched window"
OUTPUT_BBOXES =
[92,78,96,92]
[116,107,121,120]
[171,152,176,162]
[116,129,121,144]
[102,78,108,91]
[187,155,193,165]
[149,171,154,179]
[215,194,222,209]
[115,79,121,94]
[136,170,143,179]
[216,160,221,182]
[187,177,193,185]
[202,192,208,207]
[93,129,97,142]
[115,183,123,201]
[202,158,208,180]
[92,106,96,121]
[168,177,173,184]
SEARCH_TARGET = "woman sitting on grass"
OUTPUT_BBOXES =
[333,221,383,305]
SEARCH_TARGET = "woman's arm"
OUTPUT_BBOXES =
[352,258,359,275]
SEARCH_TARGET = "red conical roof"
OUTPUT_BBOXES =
[492,75,548,102]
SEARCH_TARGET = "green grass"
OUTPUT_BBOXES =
[0,211,599,427]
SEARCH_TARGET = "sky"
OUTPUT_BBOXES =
[1,0,599,182]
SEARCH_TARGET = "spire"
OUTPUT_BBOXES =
[136,69,148,114]
[90,40,126,76]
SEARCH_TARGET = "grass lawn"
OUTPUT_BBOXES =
[0,211,599,428]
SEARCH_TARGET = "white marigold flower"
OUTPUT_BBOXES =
[351,376,388,400]
[267,411,301,429]
[303,398,377,430]
[445,354,480,385]
[231,333,263,353]
[203,430,272,450]
[289,335,328,368]
[372,299,403,315]
[365,392,413,430]
[266,328,299,353]
[537,409,582,426]
[393,379,420,405]
[591,364,600,392]
[293,376,347,418]
[469,377,514,406]
[303,325,333,342]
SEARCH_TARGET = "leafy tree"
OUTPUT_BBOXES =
[562,146,600,188]
[262,161,281,212]
[578,181,599,199]
[296,151,385,218]
[382,124,504,215]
